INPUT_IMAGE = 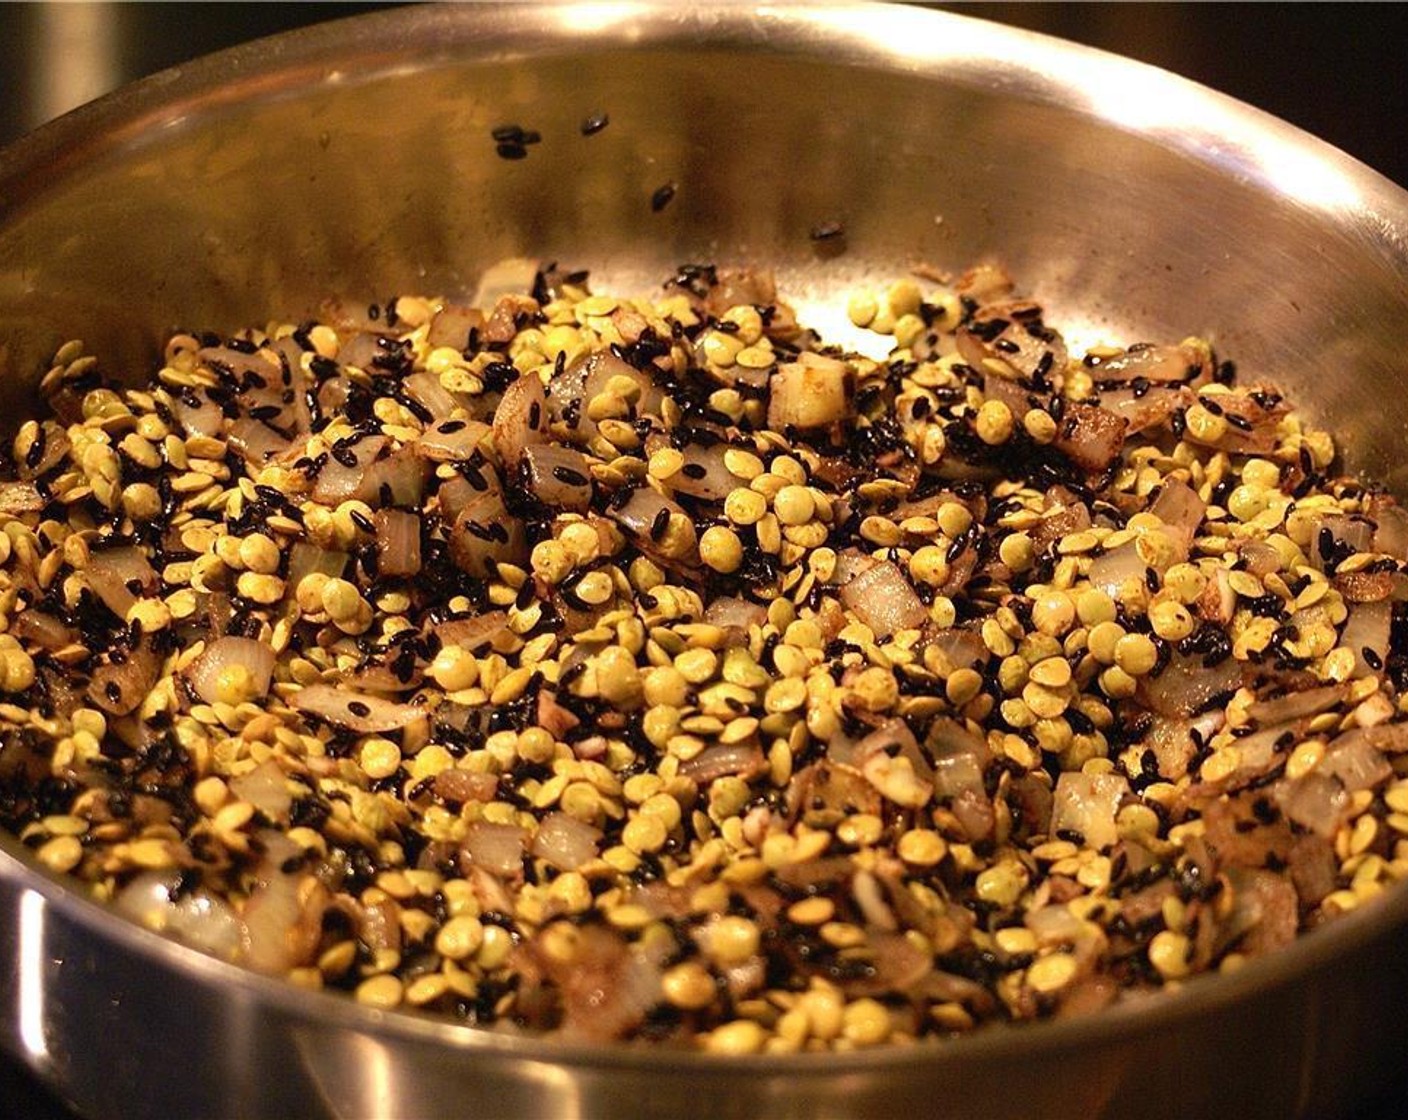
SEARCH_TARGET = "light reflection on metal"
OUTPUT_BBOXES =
[18,889,49,1062]
[792,3,1365,214]
[33,3,122,131]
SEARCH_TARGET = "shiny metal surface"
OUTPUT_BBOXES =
[4,5,1408,1117]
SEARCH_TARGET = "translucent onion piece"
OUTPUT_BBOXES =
[1051,772,1129,850]
[530,811,602,871]
[185,636,276,706]
[291,684,425,733]
[840,560,925,638]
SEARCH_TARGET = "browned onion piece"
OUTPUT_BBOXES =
[317,376,352,416]
[537,690,581,739]
[1370,496,1408,560]
[607,487,699,569]
[285,542,348,593]
[492,370,548,469]
[927,718,994,840]
[1246,684,1346,726]
[1336,569,1394,603]
[229,758,292,822]
[923,627,990,674]
[448,490,527,577]
[1140,715,1199,781]
[375,509,422,577]
[1342,600,1391,678]
[1052,402,1126,473]
[185,636,275,706]
[1148,478,1205,560]
[1140,651,1244,718]
[417,419,491,462]
[646,435,735,502]
[403,371,466,420]
[10,610,76,652]
[83,545,158,619]
[522,443,593,511]
[979,370,1036,420]
[357,446,425,508]
[436,473,477,524]
[1091,341,1209,385]
[535,924,663,1043]
[334,332,397,373]
[547,349,659,443]
[1309,514,1375,573]
[1185,388,1288,455]
[678,743,766,785]
[433,768,498,805]
[291,684,424,733]
[1274,772,1350,838]
[768,352,852,430]
[530,812,603,871]
[1098,384,1193,434]
[434,610,510,654]
[1219,868,1297,958]
[839,560,925,638]
[88,637,162,716]
[461,820,527,877]
[955,262,1014,304]
[703,597,767,644]
[311,435,386,504]
[957,301,1067,383]
[1320,731,1391,793]
[427,303,485,350]
[1050,772,1129,850]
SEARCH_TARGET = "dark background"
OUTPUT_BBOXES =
[1,4,1407,1118]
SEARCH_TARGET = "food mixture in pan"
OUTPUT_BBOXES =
[3,262,1407,1052]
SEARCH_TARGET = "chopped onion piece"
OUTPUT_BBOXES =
[1050,772,1129,850]
[492,370,548,469]
[291,684,425,733]
[116,872,243,960]
[1342,600,1391,678]
[1274,772,1350,838]
[88,638,162,716]
[436,610,511,652]
[83,545,158,619]
[768,352,852,430]
[522,443,593,511]
[357,446,425,508]
[404,371,466,420]
[227,417,291,469]
[229,758,292,821]
[285,542,348,592]
[840,560,926,638]
[1148,478,1205,560]
[185,636,275,706]
[1141,651,1243,718]
[678,743,765,784]
[171,389,224,439]
[530,811,603,871]
[448,491,527,577]
[311,435,386,504]
[374,509,422,577]
[461,820,527,877]
[1051,403,1126,473]
[417,418,491,462]
[241,832,322,974]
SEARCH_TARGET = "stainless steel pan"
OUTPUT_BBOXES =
[4,5,1408,1117]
